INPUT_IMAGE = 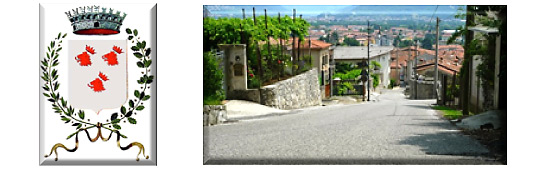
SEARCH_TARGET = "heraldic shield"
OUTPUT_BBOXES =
[68,40,128,114]
[40,4,156,165]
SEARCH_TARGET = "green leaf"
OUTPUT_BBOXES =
[111,113,118,121]
[52,60,59,67]
[48,98,55,103]
[112,119,121,124]
[62,33,67,38]
[125,111,133,117]
[140,92,145,99]
[119,133,128,138]
[128,36,134,40]
[133,52,143,58]
[68,106,74,115]
[126,28,132,34]
[61,116,70,122]
[113,124,121,130]
[136,105,145,111]
[134,90,140,98]
[128,117,137,124]
[133,29,138,36]
[56,47,62,52]
[78,110,85,120]
[137,61,145,68]
[67,132,77,139]
[61,97,67,107]
[145,48,151,56]
[54,82,60,91]
[142,95,151,101]
[131,46,140,51]
[76,123,82,129]
[50,41,54,48]
[72,123,80,126]
[41,60,48,67]
[120,106,127,115]
[141,41,146,49]
[144,60,152,67]
[129,100,134,108]
[41,66,47,72]
[57,32,61,39]
[43,93,50,97]
[43,85,50,91]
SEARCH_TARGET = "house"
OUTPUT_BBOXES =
[332,46,394,89]
[287,38,333,99]
[393,45,464,101]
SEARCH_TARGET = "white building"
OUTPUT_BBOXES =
[332,46,394,88]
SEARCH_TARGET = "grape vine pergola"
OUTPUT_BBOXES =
[203,8,311,86]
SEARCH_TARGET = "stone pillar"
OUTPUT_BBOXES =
[219,44,247,95]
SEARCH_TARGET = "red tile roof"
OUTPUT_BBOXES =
[287,38,332,50]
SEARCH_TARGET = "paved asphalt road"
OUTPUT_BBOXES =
[204,89,499,164]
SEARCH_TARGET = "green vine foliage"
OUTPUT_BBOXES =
[42,30,153,139]
[203,16,310,51]
[204,15,311,86]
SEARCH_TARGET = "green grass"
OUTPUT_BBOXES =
[431,105,473,120]
[203,96,223,105]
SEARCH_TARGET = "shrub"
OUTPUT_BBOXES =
[203,51,224,105]
[371,74,380,89]
[389,79,396,89]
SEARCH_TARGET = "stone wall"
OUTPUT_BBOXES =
[408,79,437,100]
[260,68,322,109]
[203,105,227,126]
[226,89,260,103]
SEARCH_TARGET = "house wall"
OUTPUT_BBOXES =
[470,55,484,113]
[408,79,437,99]
[300,48,330,98]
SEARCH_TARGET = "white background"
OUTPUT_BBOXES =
[0,0,544,168]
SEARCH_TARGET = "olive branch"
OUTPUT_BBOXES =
[102,28,154,130]
[41,30,153,140]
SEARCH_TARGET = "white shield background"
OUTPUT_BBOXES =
[68,40,127,114]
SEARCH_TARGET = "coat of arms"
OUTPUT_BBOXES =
[40,4,156,165]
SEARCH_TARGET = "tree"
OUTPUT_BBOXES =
[203,51,224,105]
[393,36,401,47]
[421,34,436,50]
[330,31,339,44]
[343,37,360,46]
[399,39,414,48]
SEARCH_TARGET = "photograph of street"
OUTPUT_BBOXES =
[203,5,506,164]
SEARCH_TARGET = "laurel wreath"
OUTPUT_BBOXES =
[41,28,153,140]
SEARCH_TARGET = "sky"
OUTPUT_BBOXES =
[205,5,462,18]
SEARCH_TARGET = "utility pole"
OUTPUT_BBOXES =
[367,20,371,101]
[435,17,440,104]
[462,6,475,115]
[396,48,399,85]
[414,40,419,99]
[292,9,296,75]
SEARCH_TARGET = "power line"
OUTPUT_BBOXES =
[425,5,439,32]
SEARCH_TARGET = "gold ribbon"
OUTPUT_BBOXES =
[45,123,149,161]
